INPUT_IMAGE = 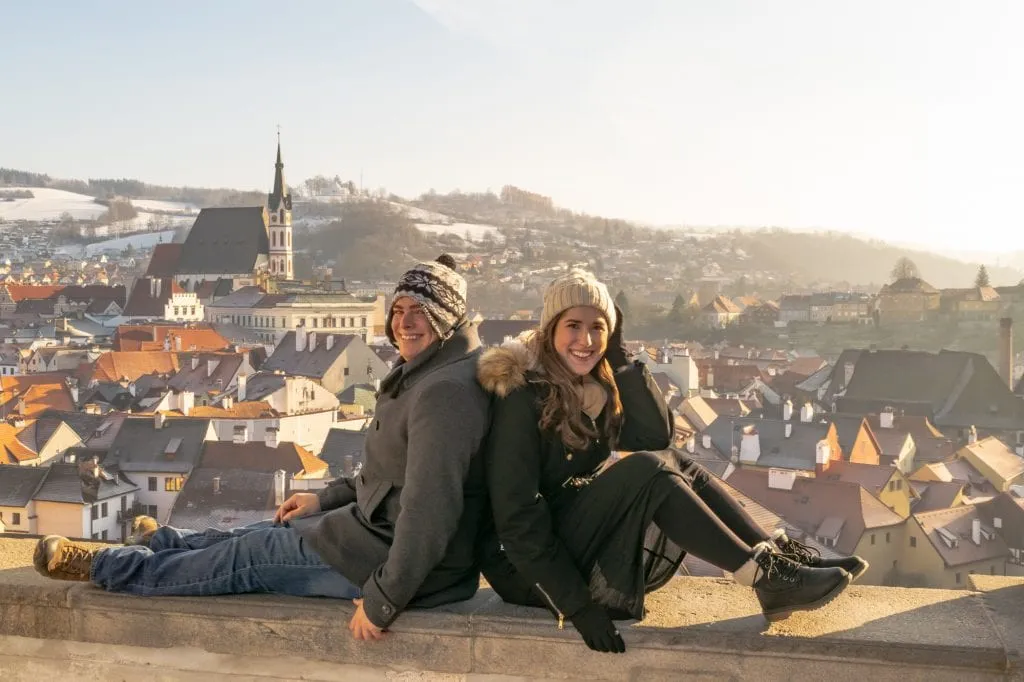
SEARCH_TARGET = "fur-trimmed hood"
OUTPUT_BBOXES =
[476,329,542,398]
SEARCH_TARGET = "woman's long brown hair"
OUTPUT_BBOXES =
[534,313,624,450]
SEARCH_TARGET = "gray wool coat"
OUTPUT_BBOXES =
[293,322,491,629]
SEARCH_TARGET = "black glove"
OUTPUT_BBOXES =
[604,304,630,370]
[569,602,626,653]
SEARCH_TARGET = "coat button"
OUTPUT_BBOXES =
[382,605,393,615]
[566,453,573,461]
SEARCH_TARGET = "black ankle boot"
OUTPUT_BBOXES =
[753,550,851,622]
[774,532,869,581]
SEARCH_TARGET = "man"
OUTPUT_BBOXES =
[34,254,491,639]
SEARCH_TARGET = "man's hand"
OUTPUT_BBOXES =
[348,598,385,641]
[273,493,321,524]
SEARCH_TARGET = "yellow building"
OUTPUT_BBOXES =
[876,277,940,324]
[902,507,1008,588]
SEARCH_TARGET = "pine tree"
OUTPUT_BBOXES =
[974,265,990,288]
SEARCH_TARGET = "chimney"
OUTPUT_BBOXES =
[128,382,136,397]
[212,476,221,495]
[233,424,248,444]
[701,433,712,449]
[309,332,317,352]
[706,369,714,389]
[191,356,199,370]
[67,377,78,405]
[154,412,165,430]
[785,423,793,438]
[150,278,157,298]
[686,435,696,454]
[815,440,831,476]
[994,517,1003,529]
[879,407,895,429]
[163,334,171,351]
[739,428,761,463]
[295,328,307,353]
[175,335,182,351]
[16,396,26,416]
[237,374,247,401]
[972,517,982,545]
[999,317,1013,389]
[344,454,355,477]
[1016,445,1024,457]
[222,395,233,410]
[265,426,279,448]
[768,468,797,491]
[800,402,814,423]
[180,390,194,417]
[326,335,334,351]
[968,425,978,445]
[207,359,219,376]
[273,469,286,507]
[782,399,793,421]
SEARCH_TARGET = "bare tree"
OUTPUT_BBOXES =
[890,257,920,282]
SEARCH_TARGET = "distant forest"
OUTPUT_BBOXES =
[0,167,264,208]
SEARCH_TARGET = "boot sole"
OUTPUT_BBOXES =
[849,559,869,582]
[762,571,853,622]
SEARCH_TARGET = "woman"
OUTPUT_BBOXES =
[478,270,865,653]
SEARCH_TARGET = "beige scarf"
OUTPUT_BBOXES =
[579,376,609,420]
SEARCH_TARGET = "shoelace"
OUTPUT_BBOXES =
[779,537,821,565]
[757,552,801,584]
[60,544,94,576]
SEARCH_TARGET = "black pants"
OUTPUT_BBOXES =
[596,451,771,572]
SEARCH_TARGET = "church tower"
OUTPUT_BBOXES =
[266,133,293,279]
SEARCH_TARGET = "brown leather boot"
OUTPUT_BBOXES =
[33,535,98,582]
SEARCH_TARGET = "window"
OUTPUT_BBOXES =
[165,476,184,492]
[888,481,895,492]
[991,566,996,575]
[92,533,99,540]
[101,530,108,540]
[190,307,196,316]
[147,505,158,517]
[148,477,157,491]
[91,506,98,520]
[885,532,891,543]
[312,318,318,328]
[101,502,108,518]
[361,317,367,327]
[12,512,21,525]
[910,536,917,548]
[955,572,962,584]
[895,479,902,491]
[174,306,180,316]
[344,367,350,376]
[121,496,127,511]
[870,534,876,545]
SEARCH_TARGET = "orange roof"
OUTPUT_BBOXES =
[3,285,65,302]
[115,325,231,352]
[0,375,75,417]
[0,421,39,464]
[165,401,276,419]
[92,351,181,383]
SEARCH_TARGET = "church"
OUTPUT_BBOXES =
[146,136,294,290]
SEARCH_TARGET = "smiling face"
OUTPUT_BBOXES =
[390,297,437,362]
[552,306,610,377]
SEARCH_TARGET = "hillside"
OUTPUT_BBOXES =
[730,229,1023,288]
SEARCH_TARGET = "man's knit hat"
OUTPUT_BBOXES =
[386,254,467,346]
[541,269,616,332]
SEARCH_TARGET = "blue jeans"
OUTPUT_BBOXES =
[90,519,362,599]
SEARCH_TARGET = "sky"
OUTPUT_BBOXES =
[2,0,1023,255]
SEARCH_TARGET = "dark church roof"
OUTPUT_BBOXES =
[177,207,270,276]
[267,141,292,212]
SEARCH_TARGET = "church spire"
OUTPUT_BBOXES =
[268,129,291,211]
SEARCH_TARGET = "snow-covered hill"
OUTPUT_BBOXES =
[0,187,107,221]
[0,187,195,229]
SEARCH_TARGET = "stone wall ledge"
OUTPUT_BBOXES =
[0,538,1021,681]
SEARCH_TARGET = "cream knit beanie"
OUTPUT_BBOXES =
[541,269,616,332]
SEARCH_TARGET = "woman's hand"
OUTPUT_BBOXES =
[273,493,321,524]
[569,602,625,653]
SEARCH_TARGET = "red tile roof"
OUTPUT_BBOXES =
[0,375,75,417]
[91,351,181,383]
[114,324,231,352]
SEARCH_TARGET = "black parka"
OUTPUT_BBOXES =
[477,333,684,622]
